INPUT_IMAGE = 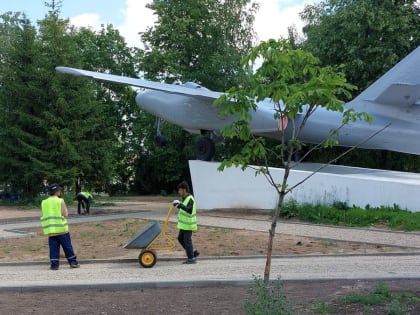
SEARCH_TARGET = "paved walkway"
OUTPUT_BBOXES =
[0,209,419,290]
[1,254,419,291]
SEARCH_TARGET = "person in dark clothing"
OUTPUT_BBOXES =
[173,181,200,264]
[76,191,93,215]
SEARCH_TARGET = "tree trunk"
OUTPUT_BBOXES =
[263,166,290,283]
[264,220,276,282]
[75,176,81,194]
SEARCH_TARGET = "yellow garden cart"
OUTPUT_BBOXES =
[124,205,175,268]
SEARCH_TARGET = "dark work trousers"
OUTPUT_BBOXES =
[178,229,194,259]
[76,194,90,214]
[48,232,78,268]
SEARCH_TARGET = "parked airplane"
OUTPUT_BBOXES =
[56,46,420,161]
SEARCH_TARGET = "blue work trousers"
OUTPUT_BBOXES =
[48,232,78,268]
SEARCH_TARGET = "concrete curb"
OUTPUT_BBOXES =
[2,277,420,293]
[1,252,419,267]
[0,279,255,292]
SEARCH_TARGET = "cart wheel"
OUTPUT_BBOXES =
[139,249,157,268]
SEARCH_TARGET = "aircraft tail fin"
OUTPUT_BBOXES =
[352,46,420,107]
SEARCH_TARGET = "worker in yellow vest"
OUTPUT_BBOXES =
[173,181,200,264]
[76,191,93,215]
[41,183,79,270]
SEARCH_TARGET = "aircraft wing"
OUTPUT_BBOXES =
[55,66,222,101]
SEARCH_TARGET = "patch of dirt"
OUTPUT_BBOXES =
[1,196,419,314]
[1,217,414,262]
[0,208,416,262]
[0,279,418,314]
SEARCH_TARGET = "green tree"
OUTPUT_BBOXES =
[300,0,420,172]
[38,12,120,194]
[72,24,140,193]
[301,0,420,91]
[0,12,47,197]
[131,116,195,194]
[141,0,258,90]
[0,6,121,198]
[133,0,259,192]
[216,39,370,283]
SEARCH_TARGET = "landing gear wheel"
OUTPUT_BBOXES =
[139,249,157,268]
[195,137,215,161]
[155,135,168,146]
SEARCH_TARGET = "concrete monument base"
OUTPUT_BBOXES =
[189,160,420,212]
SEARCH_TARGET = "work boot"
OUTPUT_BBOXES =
[182,259,196,264]
[193,250,200,258]
[70,263,80,268]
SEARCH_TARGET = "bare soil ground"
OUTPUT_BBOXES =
[0,197,417,262]
[1,279,419,315]
[0,196,419,314]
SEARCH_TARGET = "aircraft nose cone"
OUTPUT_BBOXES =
[135,90,171,118]
[135,92,148,109]
[135,91,158,113]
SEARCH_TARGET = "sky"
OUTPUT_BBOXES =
[1,0,320,47]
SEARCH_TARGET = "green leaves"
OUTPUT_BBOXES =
[0,9,141,197]
[140,0,258,91]
[301,0,420,93]
[216,39,364,172]
[218,137,266,171]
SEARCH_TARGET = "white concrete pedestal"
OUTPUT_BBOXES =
[189,160,420,212]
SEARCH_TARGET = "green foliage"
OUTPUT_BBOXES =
[40,15,119,193]
[71,24,141,193]
[133,0,260,192]
[339,282,419,314]
[141,0,258,90]
[0,12,51,197]
[280,200,420,231]
[342,283,390,305]
[311,282,418,315]
[131,115,195,194]
[0,11,118,198]
[216,39,367,283]
[22,192,76,209]
[245,276,294,315]
[216,39,362,179]
[0,7,147,198]
[300,0,420,171]
[310,302,336,314]
[301,0,420,92]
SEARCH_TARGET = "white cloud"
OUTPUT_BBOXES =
[118,0,156,48]
[69,1,156,47]
[254,1,309,41]
[68,1,315,48]
[69,13,103,30]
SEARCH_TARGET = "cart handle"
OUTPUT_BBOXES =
[162,205,175,229]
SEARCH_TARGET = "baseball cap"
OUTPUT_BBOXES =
[48,183,62,195]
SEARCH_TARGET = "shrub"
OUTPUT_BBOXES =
[244,276,294,315]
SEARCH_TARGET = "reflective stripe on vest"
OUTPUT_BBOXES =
[40,197,68,235]
[177,195,197,231]
[80,192,92,199]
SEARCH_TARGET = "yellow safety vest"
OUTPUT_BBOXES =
[177,195,197,231]
[80,192,92,199]
[40,196,68,235]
